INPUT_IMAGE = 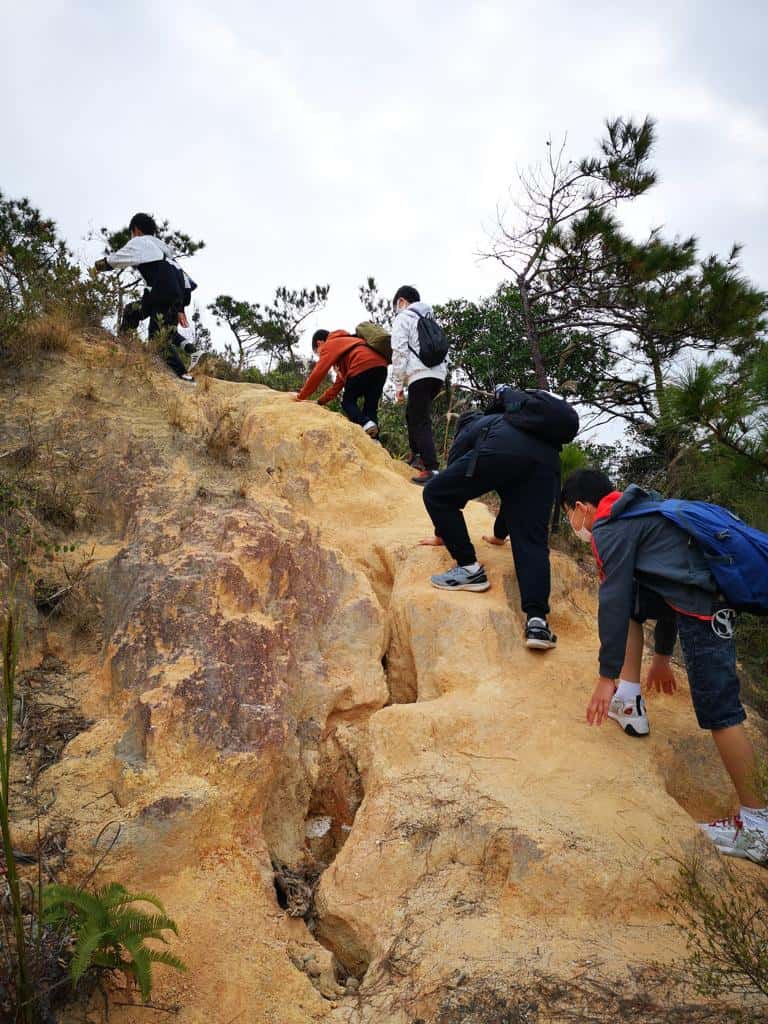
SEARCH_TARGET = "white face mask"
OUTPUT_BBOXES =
[569,508,592,543]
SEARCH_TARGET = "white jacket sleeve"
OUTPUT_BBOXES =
[106,235,165,269]
[106,238,146,268]
[390,312,410,390]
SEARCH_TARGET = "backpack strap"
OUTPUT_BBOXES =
[405,309,424,361]
[464,424,491,478]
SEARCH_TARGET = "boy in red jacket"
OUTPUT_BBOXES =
[295,329,388,438]
[562,468,768,863]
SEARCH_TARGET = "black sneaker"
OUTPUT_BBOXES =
[525,617,557,650]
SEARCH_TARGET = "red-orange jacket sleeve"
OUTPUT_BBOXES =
[297,341,340,401]
[317,366,347,405]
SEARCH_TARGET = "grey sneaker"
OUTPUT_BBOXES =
[430,565,490,592]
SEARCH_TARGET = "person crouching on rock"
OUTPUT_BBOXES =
[420,405,558,651]
[92,212,197,383]
[561,468,768,863]
[294,329,388,438]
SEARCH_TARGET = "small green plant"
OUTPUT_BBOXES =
[43,882,186,1002]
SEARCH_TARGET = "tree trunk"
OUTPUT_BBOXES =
[517,280,549,389]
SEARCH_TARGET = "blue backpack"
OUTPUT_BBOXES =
[616,499,768,615]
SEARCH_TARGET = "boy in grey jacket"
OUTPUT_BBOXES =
[562,468,768,862]
[391,285,448,484]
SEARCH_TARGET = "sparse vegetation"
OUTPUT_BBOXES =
[665,851,768,1012]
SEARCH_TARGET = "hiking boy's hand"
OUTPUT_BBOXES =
[178,311,189,328]
[92,257,110,274]
[646,654,677,694]
[587,677,616,726]
[395,390,405,403]
[482,535,506,546]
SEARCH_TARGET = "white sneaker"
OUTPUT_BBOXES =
[607,694,650,737]
[180,373,196,385]
[699,815,768,863]
[363,420,379,438]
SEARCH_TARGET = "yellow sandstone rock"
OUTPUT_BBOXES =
[1,341,760,1023]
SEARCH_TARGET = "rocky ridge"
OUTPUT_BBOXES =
[1,339,762,1023]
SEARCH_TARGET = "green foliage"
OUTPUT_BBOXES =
[665,344,768,472]
[243,356,317,392]
[209,284,330,370]
[665,853,768,1007]
[489,116,657,388]
[0,192,107,348]
[435,283,609,400]
[190,305,213,355]
[552,225,767,436]
[358,277,394,328]
[43,881,186,1002]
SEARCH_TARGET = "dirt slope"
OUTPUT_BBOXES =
[1,340,762,1023]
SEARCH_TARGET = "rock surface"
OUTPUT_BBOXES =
[1,341,763,1023]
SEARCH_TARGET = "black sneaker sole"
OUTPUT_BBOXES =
[525,637,557,650]
[622,723,650,738]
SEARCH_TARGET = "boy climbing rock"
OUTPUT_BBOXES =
[421,405,558,650]
[561,468,768,862]
[390,286,448,484]
[93,212,197,382]
[294,328,388,437]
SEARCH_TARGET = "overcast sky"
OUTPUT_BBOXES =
[3,0,767,356]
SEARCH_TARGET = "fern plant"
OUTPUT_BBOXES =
[42,881,186,1001]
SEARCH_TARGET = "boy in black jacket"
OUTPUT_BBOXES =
[421,408,558,650]
[562,468,768,862]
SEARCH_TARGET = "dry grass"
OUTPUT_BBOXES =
[12,307,81,361]
[205,403,247,466]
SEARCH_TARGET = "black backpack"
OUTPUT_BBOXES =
[408,310,449,368]
[163,255,197,306]
[492,387,579,448]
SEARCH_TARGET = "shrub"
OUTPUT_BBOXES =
[665,850,768,1010]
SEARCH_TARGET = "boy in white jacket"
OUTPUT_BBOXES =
[391,285,448,484]
[93,213,196,381]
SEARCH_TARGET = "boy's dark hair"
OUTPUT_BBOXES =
[561,469,614,509]
[129,212,158,236]
[311,329,329,352]
[392,285,420,309]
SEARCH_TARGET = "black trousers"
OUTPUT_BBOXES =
[423,451,556,618]
[121,290,186,377]
[341,366,388,426]
[406,377,443,470]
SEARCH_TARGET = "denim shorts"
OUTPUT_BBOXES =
[675,613,745,731]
